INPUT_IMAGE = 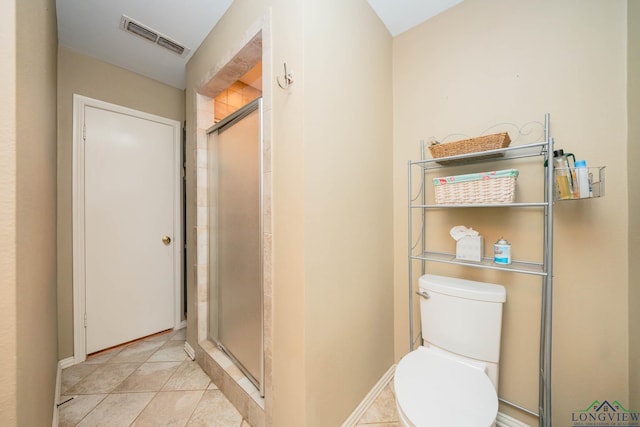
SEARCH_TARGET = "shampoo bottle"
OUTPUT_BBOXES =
[575,160,590,198]
[553,149,573,200]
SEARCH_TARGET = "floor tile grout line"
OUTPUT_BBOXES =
[155,357,187,393]
[354,378,400,426]
[70,393,109,427]
[128,390,159,427]
[120,339,167,422]
[109,341,186,395]
[61,334,245,427]
[356,424,399,426]
[112,359,146,394]
[61,338,167,423]
[60,363,102,395]
[126,345,198,426]
[183,387,211,426]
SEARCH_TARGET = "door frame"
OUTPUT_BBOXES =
[72,94,182,362]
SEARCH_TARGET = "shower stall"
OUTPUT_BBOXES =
[207,98,264,395]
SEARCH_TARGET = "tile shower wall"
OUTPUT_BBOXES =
[214,81,261,123]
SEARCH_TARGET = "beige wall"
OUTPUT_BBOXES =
[393,0,629,425]
[12,0,58,425]
[628,0,640,410]
[2,3,58,424]
[302,0,393,423]
[186,0,393,425]
[56,46,186,359]
[0,0,18,424]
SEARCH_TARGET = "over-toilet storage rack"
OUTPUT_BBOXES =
[407,114,554,427]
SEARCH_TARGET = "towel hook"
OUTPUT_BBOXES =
[277,62,294,89]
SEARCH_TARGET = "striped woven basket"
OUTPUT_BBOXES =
[433,169,518,204]
[428,132,511,164]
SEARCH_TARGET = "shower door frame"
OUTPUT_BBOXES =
[206,98,264,396]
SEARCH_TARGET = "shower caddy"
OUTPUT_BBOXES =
[407,114,555,427]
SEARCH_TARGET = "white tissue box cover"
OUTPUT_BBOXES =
[456,236,484,262]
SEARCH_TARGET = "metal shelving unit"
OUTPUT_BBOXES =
[407,114,554,427]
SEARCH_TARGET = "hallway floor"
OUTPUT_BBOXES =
[58,328,251,427]
[59,327,399,426]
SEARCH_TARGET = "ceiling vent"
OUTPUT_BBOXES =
[119,15,190,57]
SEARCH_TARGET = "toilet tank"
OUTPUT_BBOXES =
[419,274,506,363]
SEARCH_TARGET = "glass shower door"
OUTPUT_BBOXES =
[207,99,263,394]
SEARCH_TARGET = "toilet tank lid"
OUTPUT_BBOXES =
[419,274,506,303]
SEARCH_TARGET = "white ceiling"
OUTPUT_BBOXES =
[56,0,233,89]
[367,0,463,37]
[56,0,462,89]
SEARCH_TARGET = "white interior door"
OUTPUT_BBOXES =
[81,101,179,354]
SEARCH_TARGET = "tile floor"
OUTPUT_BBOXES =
[354,379,400,427]
[58,328,252,427]
[59,327,397,427]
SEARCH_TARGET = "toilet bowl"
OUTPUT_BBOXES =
[394,346,498,427]
[394,274,506,427]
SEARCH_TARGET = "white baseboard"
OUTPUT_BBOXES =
[52,357,74,427]
[496,411,531,427]
[179,320,187,330]
[341,365,396,427]
[59,356,76,370]
[184,341,195,360]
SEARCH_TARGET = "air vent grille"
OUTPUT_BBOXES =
[157,37,185,55]
[119,15,190,57]
[125,20,158,43]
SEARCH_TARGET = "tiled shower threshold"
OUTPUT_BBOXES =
[194,340,266,427]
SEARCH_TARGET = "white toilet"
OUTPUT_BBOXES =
[394,274,506,427]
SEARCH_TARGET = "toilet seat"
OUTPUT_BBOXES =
[394,346,498,427]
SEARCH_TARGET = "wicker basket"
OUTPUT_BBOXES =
[433,169,518,204]
[429,132,511,164]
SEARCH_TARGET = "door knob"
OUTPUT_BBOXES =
[162,235,172,245]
